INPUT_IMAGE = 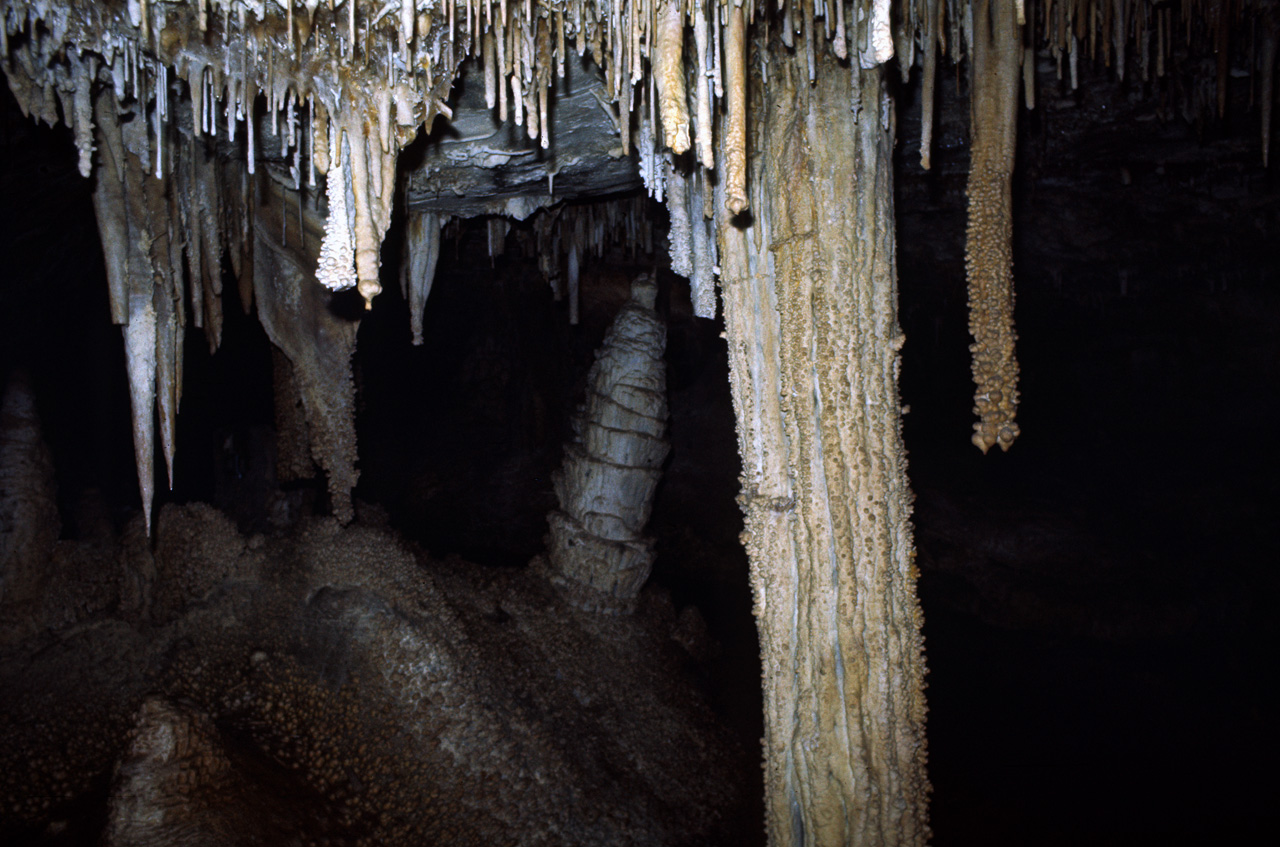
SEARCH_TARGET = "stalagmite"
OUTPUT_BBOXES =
[965,0,1023,453]
[404,211,442,346]
[542,274,670,614]
[0,372,61,644]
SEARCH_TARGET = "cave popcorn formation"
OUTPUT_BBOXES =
[3,2,1277,845]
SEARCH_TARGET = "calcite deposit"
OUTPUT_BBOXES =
[544,273,670,613]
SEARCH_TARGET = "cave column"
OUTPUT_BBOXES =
[715,45,929,847]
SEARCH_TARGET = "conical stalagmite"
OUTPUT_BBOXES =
[544,274,670,614]
[0,372,60,644]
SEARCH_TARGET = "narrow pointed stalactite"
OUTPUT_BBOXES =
[920,0,942,169]
[965,0,1023,453]
[714,35,928,847]
[1261,8,1278,166]
[404,211,442,346]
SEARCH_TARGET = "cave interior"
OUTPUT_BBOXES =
[0,1,1277,846]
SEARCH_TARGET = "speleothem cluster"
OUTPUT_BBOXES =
[1,0,1272,513]
[3,3,1276,846]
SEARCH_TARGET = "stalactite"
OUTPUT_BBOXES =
[921,0,941,169]
[726,3,749,214]
[713,38,927,847]
[966,0,1023,453]
[316,123,358,292]
[665,156,695,279]
[655,0,691,154]
[404,211,442,346]
[692,0,715,169]
[1262,7,1278,166]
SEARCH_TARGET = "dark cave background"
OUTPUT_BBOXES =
[2,47,1278,845]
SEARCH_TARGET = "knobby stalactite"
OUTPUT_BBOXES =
[966,0,1023,453]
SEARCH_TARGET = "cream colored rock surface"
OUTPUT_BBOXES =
[715,42,929,847]
[546,274,670,613]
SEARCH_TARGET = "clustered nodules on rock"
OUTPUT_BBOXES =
[0,493,745,846]
[965,0,1023,454]
[544,273,670,613]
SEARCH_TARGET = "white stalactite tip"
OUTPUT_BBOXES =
[316,128,357,292]
[867,0,895,68]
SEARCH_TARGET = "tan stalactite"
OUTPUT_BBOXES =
[965,0,1023,453]
[920,0,942,169]
[655,0,691,154]
[1261,6,1278,166]
[404,211,443,346]
[715,37,928,847]
[725,3,749,215]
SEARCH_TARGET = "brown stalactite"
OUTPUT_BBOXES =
[655,0,691,154]
[966,0,1023,453]
[715,38,929,847]
[1261,5,1278,166]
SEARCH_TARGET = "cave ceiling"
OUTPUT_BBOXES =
[2,0,1272,524]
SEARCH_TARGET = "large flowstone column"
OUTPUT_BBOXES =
[715,45,929,847]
